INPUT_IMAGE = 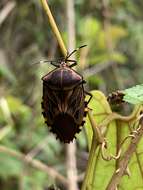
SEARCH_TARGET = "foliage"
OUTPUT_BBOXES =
[123,84,143,105]
[84,90,143,190]
[1,0,143,189]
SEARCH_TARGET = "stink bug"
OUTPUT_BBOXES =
[41,45,92,143]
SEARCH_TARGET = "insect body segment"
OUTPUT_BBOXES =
[41,46,92,143]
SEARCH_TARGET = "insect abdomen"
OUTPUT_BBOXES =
[42,82,87,143]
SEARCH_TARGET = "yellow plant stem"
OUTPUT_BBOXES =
[88,110,105,143]
[81,134,98,190]
[100,105,142,129]
[41,0,67,57]
[81,111,103,190]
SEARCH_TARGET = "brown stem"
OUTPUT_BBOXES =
[66,0,78,190]
[26,136,49,159]
[0,145,68,187]
[106,119,143,190]
[0,1,16,26]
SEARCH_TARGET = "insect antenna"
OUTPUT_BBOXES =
[31,45,87,68]
[66,45,87,60]
[31,57,65,67]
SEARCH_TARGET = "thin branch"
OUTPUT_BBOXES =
[66,142,78,190]
[0,1,16,26]
[0,145,68,187]
[128,125,143,179]
[66,0,78,190]
[40,0,67,57]
[135,151,143,179]
[106,118,143,190]
[83,61,116,78]
[25,136,49,159]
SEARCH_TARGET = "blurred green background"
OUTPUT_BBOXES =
[0,0,143,189]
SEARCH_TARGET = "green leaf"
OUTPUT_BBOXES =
[83,90,118,190]
[83,90,143,190]
[123,84,143,105]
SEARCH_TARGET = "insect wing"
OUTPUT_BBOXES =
[67,85,85,124]
[42,83,60,125]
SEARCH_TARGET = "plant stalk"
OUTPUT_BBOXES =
[81,134,98,190]
[41,0,67,57]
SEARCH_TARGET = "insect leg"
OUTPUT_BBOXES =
[32,59,63,67]
[82,80,86,84]
[50,61,60,67]
[66,45,87,59]
[66,59,77,68]
[85,91,92,105]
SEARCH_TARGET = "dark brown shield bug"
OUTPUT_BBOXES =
[41,45,92,143]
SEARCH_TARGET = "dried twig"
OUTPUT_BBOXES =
[25,136,49,159]
[83,61,115,78]
[66,142,78,190]
[106,116,143,190]
[0,145,68,187]
[0,1,16,26]
[66,1,78,190]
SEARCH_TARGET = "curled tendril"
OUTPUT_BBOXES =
[100,123,140,162]
[101,141,121,161]
[102,118,142,162]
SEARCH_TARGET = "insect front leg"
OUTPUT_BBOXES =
[66,59,77,68]
[50,61,61,67]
